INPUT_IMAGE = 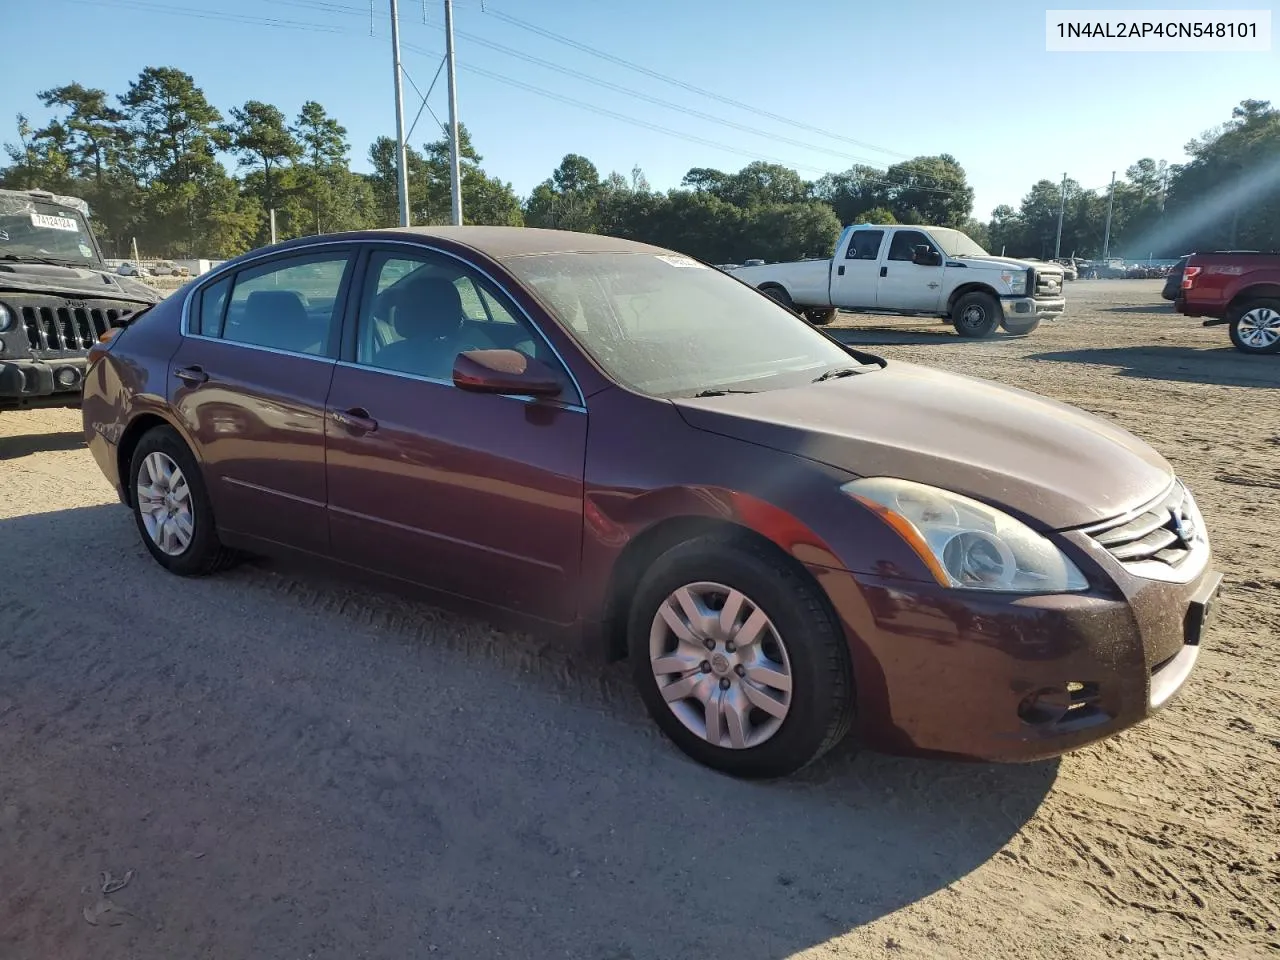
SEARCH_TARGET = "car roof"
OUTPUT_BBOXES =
[264,226,670,262]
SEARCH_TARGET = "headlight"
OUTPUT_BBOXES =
[841,477,1088,593]
[1000,270,1029,295]
[0,303,13,332]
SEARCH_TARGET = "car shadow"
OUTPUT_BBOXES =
[1030,345,1280,388]
[0,430,84,460]
[1105,303,1176,313]
[0,504,1058,960]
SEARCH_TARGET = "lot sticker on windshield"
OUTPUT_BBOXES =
[78,242,95,258]
[654,254,707,269]
[31,213,79,232]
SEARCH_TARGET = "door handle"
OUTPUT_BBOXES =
[174,365,208,384]
[332,407,378,432]
[879,266,887,277]
[837,265,845,276]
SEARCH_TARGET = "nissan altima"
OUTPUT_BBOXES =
[82,227,1222,778]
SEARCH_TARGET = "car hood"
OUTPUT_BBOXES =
[953,255,1064,276]
[672,361,1172,530]
[0,261,162,305]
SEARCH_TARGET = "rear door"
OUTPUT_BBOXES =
[828,228,885,308]
[169,248,354,555]
[876,229,946,311]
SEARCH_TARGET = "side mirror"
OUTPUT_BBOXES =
[912,245,942,266]
[453,348,563,398]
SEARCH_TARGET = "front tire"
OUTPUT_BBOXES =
[628,534,855,779]
[952,291,1002,338]
[130,425,238,576]
[1227,299,1280,354]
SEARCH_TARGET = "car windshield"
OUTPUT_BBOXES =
[503,251,869,398]
[928,227,989,258]
[0,195,101,265]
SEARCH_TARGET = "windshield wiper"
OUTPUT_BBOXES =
[692,388,758,397]
[1,253,91,267]
[812,367,863,383]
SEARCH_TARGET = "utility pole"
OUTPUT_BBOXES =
[390,0,410,226]
[1053,172,1067,259]
[269,208,277,244]
[444,0,463,225]
[1101,170,1116,260]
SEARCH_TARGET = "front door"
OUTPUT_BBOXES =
[324,246,588,625]
[876,229,946,311]
[168,249,353,554]
[828,228,886,308]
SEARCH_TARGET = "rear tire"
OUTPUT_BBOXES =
[628,533,855,779]
[129,425,238,577]
[1227,298,1280,354]
[951,291,1002,338]
[761,285,799,315]
[1002,316,1041,336]
[804,308,838,326]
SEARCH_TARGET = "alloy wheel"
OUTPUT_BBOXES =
[1237,306,1280,349]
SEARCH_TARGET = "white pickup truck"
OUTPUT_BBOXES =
[730,223,1067,337]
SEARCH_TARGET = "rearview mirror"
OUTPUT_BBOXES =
[912,245,942,266]
[453,348,563,398]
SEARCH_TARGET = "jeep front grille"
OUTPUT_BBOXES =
[22,304,135,352]
[1085,482,1202,568]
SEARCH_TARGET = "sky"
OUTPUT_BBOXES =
[3,0,1278,221]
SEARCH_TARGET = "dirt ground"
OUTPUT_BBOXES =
[1,279,1277,959]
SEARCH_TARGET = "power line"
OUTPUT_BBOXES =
[40,0,971,197]
[421,23,906,172]
[481,6,913,161]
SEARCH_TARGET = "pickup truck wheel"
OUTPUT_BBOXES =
[761,285,798,314]
[803,308,837,326]
[1227,299,1280,354]
[952,291,1001,338]
[1002,316,1041,336]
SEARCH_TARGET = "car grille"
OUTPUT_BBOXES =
[17,299,138,354]
[1085,482,1202,568]
[1034,271,1064,299]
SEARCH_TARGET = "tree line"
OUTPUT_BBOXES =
[2,66,1276,264]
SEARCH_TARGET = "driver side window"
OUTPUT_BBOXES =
[887,230,937,262]
[354,249,556,383]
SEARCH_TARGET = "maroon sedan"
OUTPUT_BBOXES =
[82,227,1222,778]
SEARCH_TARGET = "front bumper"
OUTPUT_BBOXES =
[810,553,1221,762]
[0,358,88,408]
[1002,296,1066,320]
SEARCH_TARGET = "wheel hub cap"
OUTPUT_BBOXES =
[648,582,793,751]
[136,451,195,556]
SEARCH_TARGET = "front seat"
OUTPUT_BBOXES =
[373,276,466,380]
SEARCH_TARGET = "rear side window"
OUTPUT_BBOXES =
[191,275,231,336]
[845,230,884,260]
[217,254,350,356]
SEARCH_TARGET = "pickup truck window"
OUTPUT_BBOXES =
[888,230,937,262]
[844,230,884,261]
